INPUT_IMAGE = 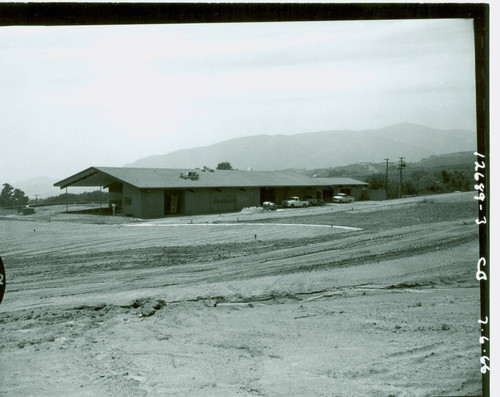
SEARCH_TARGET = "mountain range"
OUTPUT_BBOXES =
[126,123,476,171]
[13,123,476,199]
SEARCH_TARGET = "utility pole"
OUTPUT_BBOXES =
[34,194,39,205]
[384,158,390,199]
[398,157,406,199]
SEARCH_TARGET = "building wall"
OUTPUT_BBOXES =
[351,186,365,200]
[184,188,233,215]
[184,187,260,215]
[236,188,260,208]
[141,189,164,218]
[122,183,367,217]
[122,183,142,217]
[184,189,211,215]
[211,189,237,213]
[119,184,164,218]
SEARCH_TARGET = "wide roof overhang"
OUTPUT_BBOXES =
[54,167,119,189]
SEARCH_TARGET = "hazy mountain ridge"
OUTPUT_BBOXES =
[127,123,476,170]
[12,152,474,201]
[12,124,475,200]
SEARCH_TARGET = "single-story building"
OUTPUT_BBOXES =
[54,166,368,218]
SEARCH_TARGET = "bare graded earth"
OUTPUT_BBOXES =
[0,192,482,396]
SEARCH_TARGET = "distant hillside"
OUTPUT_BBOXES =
[301,151,475,198]
[415,152,477,169]
[304,152,475,180]
[127,123,476,171]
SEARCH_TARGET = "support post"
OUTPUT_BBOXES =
[99,173,103,215]
[384,158,389,199]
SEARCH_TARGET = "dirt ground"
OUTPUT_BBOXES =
[0,192,483,396]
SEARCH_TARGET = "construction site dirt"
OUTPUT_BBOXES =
[0,192,482,396]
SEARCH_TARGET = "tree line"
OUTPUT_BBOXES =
[39,190,108,205]
[365,169,473,199]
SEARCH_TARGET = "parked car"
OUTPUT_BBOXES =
[333,193,355,203]
[262,201,277,211]
[282,197,310,208]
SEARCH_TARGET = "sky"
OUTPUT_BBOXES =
[1,18,477,182]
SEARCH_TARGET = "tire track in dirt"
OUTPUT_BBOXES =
[2,220,476,308]
[1,221,347,258]
[164,222,476,284]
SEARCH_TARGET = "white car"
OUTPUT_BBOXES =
[282,197,310,208]
[333,193,355,203]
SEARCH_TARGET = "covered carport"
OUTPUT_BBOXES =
[53,167,120,213]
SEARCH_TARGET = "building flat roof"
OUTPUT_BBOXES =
[54,166,368,190]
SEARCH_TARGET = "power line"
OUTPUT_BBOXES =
[383,158,390,198]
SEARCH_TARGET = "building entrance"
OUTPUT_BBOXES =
[164,190,184,215]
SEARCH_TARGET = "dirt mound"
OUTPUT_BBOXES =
[239,206,266,214]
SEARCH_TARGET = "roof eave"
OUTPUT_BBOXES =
[54,166,99,189]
